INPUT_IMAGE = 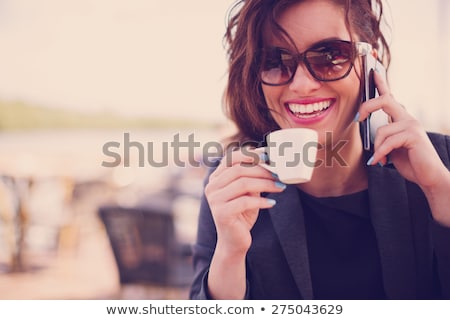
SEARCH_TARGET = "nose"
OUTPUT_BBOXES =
[288,64,322,94]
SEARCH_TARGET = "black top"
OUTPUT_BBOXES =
[190,132,450,300]
[299,189,386,299]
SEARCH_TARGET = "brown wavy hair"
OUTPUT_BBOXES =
[223,0,391,143]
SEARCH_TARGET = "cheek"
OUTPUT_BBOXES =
[262,85,281,101]
[261,86,273,105]
[262,86,287,117]
[262,86,290,126]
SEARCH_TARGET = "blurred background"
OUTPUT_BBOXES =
[0,0,448,299]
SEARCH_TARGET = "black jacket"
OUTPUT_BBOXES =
[190,132,450,299]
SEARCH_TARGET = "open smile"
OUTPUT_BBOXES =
[282,98,336,125]
[286,99,334,119]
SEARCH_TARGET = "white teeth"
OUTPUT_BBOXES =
[288,100,331,115]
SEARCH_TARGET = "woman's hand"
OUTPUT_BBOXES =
[205,147,285,255]
[357,71,450,226]
[205,147,286,299]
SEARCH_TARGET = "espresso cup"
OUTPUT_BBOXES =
[257,128,318,184]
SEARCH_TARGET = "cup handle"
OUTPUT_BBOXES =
[254,147,278,176]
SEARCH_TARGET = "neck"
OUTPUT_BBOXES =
[297,128,368,197]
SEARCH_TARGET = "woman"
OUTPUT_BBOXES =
[190,0,450,299]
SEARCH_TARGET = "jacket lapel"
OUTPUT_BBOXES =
[368,165,417,299]
[268,186,314,299]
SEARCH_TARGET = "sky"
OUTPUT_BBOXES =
[0,0,235,122]
[0,0,448,128]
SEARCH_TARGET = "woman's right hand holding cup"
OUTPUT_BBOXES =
[205,147,285,255]
[204,147,286,299]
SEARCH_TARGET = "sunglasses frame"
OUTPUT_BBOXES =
[259,40,372,86]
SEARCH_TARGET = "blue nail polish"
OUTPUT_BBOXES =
[275,181,286,190]
[353,112,360,122]
[377,162,384,167]
[367,156,374,166]
[271,172,279,179]
[259,152,269,162]
[267,198,276,206]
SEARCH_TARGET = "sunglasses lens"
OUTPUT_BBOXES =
[260,48,296,85]
[305,41,353,81]
[259,41,354,85]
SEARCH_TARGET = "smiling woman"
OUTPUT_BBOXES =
[190,0,450,300]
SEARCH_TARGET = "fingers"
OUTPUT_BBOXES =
[372,69,389,96]
[367,121,408,165]
[209,153,274,191]
[205,148,285,254]
[206,154,283,209]
[206,175,285,205]
[367,118,424,166]
[209,147,262,180]
[206,148,284,215]
[355,68,448,195]
[357,71,410,123]
[356,69,418,167]
[211,195,277,222]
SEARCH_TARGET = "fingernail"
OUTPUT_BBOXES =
[271,172,279,179]
[377,161,384,167]
[367,156,374,166]
[266,198,276,206]
[259,152,269,162]
[275,181,287,190]
[353,112,360,122]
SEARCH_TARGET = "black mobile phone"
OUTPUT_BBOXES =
[361,53,389,151]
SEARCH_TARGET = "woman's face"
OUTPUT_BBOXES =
[261,0,362,146]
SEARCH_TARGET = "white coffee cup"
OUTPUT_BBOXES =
[257,128,318,184]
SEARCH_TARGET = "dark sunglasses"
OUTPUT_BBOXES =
[258,39,372,86]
